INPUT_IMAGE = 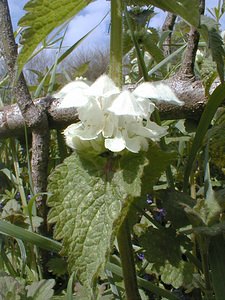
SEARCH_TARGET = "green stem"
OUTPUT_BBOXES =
[117,220,141,300]
[197,235,214,300]
[109,0,123,88]
[124,7,149,81]
[124,6,175,189]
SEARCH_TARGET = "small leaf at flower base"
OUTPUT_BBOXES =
[47,151,148,298]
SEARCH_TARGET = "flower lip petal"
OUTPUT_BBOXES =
[105,130,126,152]
[133,82,184,106]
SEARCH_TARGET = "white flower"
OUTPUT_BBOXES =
[195,49,204,64]
[133,82,183,106]
[54,75,182,154]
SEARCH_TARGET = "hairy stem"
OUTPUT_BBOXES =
[117,220,141,300]
[109,0,123,88]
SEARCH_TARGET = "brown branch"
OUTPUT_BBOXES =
[0,0,50,232]
[162,13,177,56]
[176,26,200,80]
[0,77,213,139]
[176,0,205,81]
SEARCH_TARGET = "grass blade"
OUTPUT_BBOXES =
[183,83,225,192]
[0,220,61,253]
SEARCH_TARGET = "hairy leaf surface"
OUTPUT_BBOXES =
[0,273,25,300]
[200,16,225,83]
[17,0,92,72]
[47,151,148,296]
[140,227,193,288]
[26,279,55,300]
[148,0,200,27]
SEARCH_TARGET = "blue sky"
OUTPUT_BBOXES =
[7,0,225,51]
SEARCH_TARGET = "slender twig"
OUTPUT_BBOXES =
[0,0,50,276]
[162,13,177,57]
[0,0,50,221]
[176,0,205,80]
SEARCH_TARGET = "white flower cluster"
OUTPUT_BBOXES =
[54,75,183,154]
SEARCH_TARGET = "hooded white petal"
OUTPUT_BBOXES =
[87,74,120,99]
[55,81,89,108]
[133,82,184,106]
[107,90,149,117]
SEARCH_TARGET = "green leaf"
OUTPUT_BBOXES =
[107,262,179,300]
[193,222,225,236]
[148,0,200,27]
[222,0,225,14]
[17,0,92,72]
[47,151,148,297]
[0,273,26,300]
[157,190,195,229]
[142,32,164,63]
[183,83,225,192]
[158,260,194,289]
[200,16,225,83]
[139,227,193,289]
[26,279,55,300]
[209,235,225,299]
[47,257,68,276]
[140,143,176,196]
[140,227,189,265]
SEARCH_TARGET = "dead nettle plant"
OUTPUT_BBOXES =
[1,0,225,299]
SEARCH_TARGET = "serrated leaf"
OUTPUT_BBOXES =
[157,190,195,228]
[47,151,148,297]
[47,257,68,276]
[139,227,190,265]
[158,260,194,289]
[142,32,164,63]
[26,279,55,300]
[183,83,225,192]
[140,143,176,196]
[148,0,200,27]
[139,227,193,288]
[17,0,92,72]
[0,274,25,300]
[200,16,225,83]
